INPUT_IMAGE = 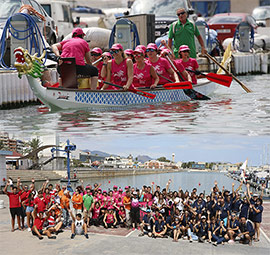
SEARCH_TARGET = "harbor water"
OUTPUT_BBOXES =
[0,74,270,137]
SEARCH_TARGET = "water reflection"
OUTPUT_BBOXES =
[1,74,270,137]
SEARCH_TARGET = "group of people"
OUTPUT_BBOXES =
[4,176,265,245]
[47,7,206,90]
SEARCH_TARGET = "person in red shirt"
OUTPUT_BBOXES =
[4,179,22,231]
[31,205,56,240]
[34,190,47,213]
[22,192,35,232]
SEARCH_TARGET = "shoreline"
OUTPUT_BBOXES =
[5,168,218,183]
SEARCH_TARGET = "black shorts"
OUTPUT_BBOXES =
[10,207,22,218]
[32,229,43,236]
[76,64,98,77]
[57,64,98,77]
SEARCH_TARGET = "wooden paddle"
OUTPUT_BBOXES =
[100,80,156,99]
[186,68,232,87]
[205,52,252,93]
[164,56,210,100]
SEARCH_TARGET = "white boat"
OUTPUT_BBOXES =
[26,75,216,111]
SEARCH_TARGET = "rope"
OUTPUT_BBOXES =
[0,13,47,69]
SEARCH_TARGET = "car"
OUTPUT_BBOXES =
[252,5,270,26]
[0,0,58,44]
[129,0,197,38]
[207,13,257,44]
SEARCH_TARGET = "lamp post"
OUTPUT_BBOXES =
[51,139,76,186]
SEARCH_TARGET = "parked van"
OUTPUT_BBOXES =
[38,0,74,41]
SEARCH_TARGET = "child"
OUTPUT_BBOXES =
[69,209,89,239]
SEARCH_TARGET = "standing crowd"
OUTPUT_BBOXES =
[4,177,265,246]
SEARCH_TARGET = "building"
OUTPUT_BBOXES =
[0,132,25,153]
[0,150,12,187]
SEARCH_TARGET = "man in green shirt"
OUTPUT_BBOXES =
[83,188,94,227]
[168,8,206,58]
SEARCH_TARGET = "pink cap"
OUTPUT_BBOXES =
[72,27,85,36]
[159,46,166,51]
[125,186,129,189]
[103,52,112,58]
[103,190,107,193]
[119,189,123,192]
[179,45,190,52]
[161,48,172,55]
[98,188,102,191]
[146,43,157,50]
[108,206,114,210]
[91,47,102,55]
[110,43,123,50]
[113,185,118,188]
[136,45,146,53]
[124,49,134,55]
[134,48,145,55]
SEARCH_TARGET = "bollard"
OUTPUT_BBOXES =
[0,200,4,209]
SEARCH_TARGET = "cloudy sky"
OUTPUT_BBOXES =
[68,133,268,166]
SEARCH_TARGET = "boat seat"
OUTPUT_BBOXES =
[59,58,77,88]
[59,58,93,89]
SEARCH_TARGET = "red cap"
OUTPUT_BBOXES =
[124,49,134,55]
[91,47,102,55]
[134,48,145,55]
[72,27,85,36]
[146,43,157,50]
[110,43,123,50]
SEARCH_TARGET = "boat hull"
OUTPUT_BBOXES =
[26,76,215,111]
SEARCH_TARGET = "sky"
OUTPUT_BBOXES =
[65,133,269,166]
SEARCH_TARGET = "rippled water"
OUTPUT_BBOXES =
[1,74,270,137]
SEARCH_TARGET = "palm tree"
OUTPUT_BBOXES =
[25,137,42,168]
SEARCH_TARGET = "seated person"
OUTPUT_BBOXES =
[139,208,153,237]
[227,213,240,243]
[153,216,167,238]
[172,217,181,242]
[212,219,229,246]
[31,205,56,240]
[103,207,117,228]
[238,217,255,245]
[69,209,89,239]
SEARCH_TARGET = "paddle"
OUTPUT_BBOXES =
[100,80,156,99]
[163,56,210,100]
[186,69,232,87]
[162,82,193,90]
[205,52,252,93]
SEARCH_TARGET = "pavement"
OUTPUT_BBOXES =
[0,195,269,255]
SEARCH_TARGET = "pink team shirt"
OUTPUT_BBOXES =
[111,59,128,87]
[177,58,199,84]
[133,62,153,88]
[147,57,172,84]
[60,37,90,66]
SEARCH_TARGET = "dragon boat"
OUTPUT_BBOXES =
[14,47,227,111]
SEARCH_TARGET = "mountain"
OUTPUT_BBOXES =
[135,155,152,163]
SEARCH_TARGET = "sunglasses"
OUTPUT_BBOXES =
[177,11,186,16]
[126,54,133,57]
[146,48,156,52]
[134,53,143,57]
[91,53,101,57]
[110,50,119,54]
[181,50,190,53]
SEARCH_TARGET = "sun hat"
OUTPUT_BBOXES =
[146,43,158,50]
[72,27,85,36]
[110,43,123,50]
[179,45,190,52]
[91,47,102,55]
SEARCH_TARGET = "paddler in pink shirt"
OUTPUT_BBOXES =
[101,43,133,90]
[146,43,179,85]
[133,47,159,89]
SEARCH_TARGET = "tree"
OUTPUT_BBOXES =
[25,137,42,167]
[157,156,171,162]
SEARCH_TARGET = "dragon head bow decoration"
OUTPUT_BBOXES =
[14,47,45,79]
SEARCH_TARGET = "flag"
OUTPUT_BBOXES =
[240,159,248,183]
